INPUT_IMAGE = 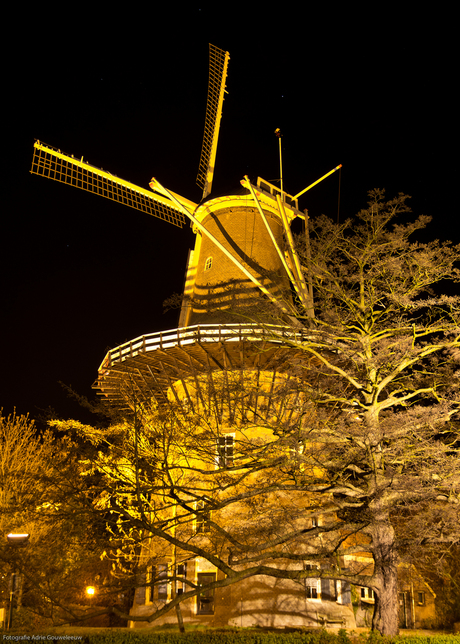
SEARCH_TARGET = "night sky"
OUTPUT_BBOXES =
[2,7,458,425]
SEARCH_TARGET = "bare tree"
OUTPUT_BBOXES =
[273,189,460,633]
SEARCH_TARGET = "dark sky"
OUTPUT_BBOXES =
[2,7,458,424]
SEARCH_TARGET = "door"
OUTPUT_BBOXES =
[399,592,409,628]
[197,572,216,615]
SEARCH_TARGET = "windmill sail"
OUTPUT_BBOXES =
[31,141,187,228]
[196,44,230,200]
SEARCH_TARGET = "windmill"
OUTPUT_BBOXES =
[30,44,341,408]
[30,46,357,629]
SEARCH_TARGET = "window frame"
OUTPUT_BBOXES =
[216,434,234,469]
[305,585,319,599]
[195,501,212,534]
[417,591,425,606]
[304,563,321,601]
[360,586,375,601]
[175,563,187,596]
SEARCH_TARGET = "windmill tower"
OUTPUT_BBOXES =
[30,45,350,628]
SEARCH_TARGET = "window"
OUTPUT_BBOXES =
[133,573,147,605]
[216,435,234,468]
[417,591,425,606]
[312,517,319,528]
[157,563,169,601]
[360,587,375,601]
[176,563,187,595]
[205,256,213,271]
[195,501,212,534]
[304,563,320,600]
[197,572,216,614]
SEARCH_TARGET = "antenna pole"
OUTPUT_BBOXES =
[275,129,283,200]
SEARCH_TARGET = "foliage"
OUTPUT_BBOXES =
[0,409,124,626]
[0,409,55,524]
[15,631,460,644]
[0,408,56,606]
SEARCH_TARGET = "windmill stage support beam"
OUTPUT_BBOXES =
[303,209,315,319]
[244,176,307,309]
[276,194,313,317]
[293,164,342,200]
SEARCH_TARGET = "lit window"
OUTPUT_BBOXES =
[205,257,213,271]
[216,435,234,468]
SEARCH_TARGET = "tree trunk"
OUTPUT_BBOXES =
[175,602,185,633]
[370,522,400,636]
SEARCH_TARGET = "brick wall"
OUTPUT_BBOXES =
[189,206,292,324]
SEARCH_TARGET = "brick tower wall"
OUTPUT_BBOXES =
[188,205,292,325]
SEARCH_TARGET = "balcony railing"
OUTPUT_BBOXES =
[99,323,308,370]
